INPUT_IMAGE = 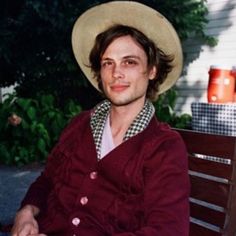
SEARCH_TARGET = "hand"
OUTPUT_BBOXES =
[11,205,43,236]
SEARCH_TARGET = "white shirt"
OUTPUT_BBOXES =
[100,115,115,158]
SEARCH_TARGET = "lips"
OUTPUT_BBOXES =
[110,83,129,92]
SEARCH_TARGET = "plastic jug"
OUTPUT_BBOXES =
[207,66,235,103]
[232,66,236,101]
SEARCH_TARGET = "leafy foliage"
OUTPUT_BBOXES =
[0,0,216,108]
[0,93,81,165]
[154,88,192,129]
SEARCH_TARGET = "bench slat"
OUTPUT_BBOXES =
[189,155,232,180]
[190,202,226,228]
[190,223,221,236]
[190,175,229,207]
[178,129,236,159]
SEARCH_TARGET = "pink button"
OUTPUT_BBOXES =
[72,217,80,226]
[90,171,98,179]
[80,196,88,205]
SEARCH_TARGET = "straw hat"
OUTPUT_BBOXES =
[72,1,183,95]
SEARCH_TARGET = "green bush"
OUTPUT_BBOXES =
[154,88,192,129]
[0,93,81,165]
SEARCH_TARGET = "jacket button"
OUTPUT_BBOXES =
[90,171,98,179]
[72,217,80,226]
[80,196,88,205]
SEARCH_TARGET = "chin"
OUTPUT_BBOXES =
[107,97,131,107]
[108,96,144,107]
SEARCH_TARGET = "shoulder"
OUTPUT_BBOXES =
[68,110,91,126]
[142,116,187,163]
[146,116,184,147]
[58,110,92,141]
[143,117,188,171]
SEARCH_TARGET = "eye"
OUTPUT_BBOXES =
[124,59,138,66]
[101,60,113,67]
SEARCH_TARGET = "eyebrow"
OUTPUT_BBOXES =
[101,55,141,61]
[123,55,141,60]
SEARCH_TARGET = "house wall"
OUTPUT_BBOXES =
[176,0,236,114]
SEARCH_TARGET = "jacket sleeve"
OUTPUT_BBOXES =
[112,132,190,236]
[20,114,82,212]
[20,143,61,211]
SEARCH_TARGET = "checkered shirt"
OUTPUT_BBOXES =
[90,99,155,160]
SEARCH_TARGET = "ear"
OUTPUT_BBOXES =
[148,66,157,80]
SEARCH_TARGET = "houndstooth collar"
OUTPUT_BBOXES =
[90,99,155,159]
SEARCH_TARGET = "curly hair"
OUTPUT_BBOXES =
[89,24,174,101]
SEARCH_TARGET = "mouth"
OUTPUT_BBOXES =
[110,84,129,92]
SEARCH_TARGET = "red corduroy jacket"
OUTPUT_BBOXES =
[21,110,190,236]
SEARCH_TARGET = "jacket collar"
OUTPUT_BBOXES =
[90,99,155,159]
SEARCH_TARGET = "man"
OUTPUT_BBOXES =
[11,1,189,236]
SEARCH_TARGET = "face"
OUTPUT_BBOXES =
[100,35,156,107]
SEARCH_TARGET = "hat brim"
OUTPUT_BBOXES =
[72,1,183,95]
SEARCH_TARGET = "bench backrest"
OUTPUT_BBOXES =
[175,128,236,236]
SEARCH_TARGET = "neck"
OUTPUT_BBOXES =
[109,99,146,146]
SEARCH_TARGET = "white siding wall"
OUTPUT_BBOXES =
[176,0,236,114]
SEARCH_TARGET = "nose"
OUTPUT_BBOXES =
[112,64,124,79]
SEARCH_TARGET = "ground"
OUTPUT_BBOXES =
[0,164,43,230]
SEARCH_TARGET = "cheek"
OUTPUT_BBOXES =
[100,72,111,90]
[100,68,111,80]
[100,71,108,85]
[136,74,150,90]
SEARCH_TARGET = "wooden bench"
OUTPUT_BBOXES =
[175,128,236,236]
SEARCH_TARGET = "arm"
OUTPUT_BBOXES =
[11,114,85,235]
[11,114,86,236]
[10,162,54,236]
[19,114,83,211]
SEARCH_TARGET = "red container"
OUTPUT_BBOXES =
[232,66,236,101]
[207,66,235,103]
